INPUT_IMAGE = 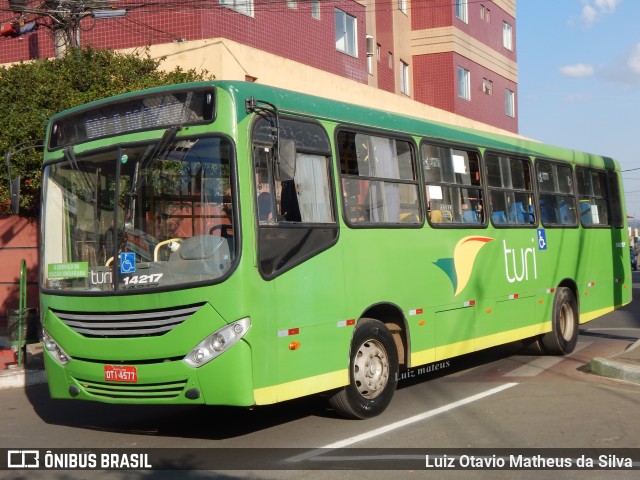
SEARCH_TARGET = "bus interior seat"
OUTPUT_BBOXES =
[491,211,507,224]
[463,210,479,223]
[169,235,231,276]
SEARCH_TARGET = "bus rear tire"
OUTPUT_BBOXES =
[540,287,578,355]
[328,318,398,419]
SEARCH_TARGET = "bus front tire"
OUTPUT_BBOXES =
[540,287,579,355]
[328,318,398,419]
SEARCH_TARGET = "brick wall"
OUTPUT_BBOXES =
[0,1,368,84]
[0,216,39,322]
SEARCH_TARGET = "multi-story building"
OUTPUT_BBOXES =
[1,0,517,134]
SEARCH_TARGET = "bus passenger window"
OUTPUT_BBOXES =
[338,131,421,226]
[576,167,610,227]
[422,143,483,226]
[486,154,535,227]
[536,160,576,227]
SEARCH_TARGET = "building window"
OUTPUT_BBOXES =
[458,67,470,100]
[335,9,357,57]
[287,1,297,8]
[456,0,468,23]
[399,0,407,14]
[389,52,393,69]
[377,44,381,62]
[482,78,493,95]
[219,0,254,17]
[503,22,513,51]
[480,5,491,22]
[311,0,320,19]
[400,61,409,95]
[505,89,515,117]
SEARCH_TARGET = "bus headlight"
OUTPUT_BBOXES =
[184,317,250,368]
[43,330,71,366]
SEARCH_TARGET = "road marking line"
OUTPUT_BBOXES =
[504,341,591,377]
[285,382,518,464]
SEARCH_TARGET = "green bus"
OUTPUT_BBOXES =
[40,81,631,419]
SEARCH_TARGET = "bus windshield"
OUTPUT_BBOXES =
[41,135,236,293]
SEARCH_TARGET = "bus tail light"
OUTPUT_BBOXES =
[43,330,71,366]
[184,317,251,368]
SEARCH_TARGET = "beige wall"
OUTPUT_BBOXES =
[123,38,524,138]
[411,26,518,83]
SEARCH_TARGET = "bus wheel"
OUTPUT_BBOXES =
[540,287,579,355]
[328,318,398,419]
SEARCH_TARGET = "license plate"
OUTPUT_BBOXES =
[104,365,138,383]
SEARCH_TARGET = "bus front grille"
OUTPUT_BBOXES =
[74,377,188,400]
[52,303,204,338]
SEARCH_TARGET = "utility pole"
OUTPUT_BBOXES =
[2,1,127,57]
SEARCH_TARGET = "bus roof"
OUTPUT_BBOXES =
[47,80,620,172]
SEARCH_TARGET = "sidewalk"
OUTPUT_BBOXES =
[589,338,640,384]
[1,335,639,390]
[0,340,46,389]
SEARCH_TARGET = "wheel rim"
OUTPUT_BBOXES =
[559,302,575,341]
[353,339,390,399]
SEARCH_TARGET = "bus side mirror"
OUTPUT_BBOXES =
[275,138,296,182]
[10,175,20,214]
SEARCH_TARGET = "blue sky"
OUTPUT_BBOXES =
[517,0,640,220]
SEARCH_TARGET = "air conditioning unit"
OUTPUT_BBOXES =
[366,35,375,57]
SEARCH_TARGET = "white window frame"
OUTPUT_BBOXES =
[458,66,470,100]
[456,0,468,23]
[505,89,515,117]
[219,0,254,17]
[399,0,407,14]
[400,61,410,95]
[503,22,513,51]
[311,0,320,19]
[335,9,358,57]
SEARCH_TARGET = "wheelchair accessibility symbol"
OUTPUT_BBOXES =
[537,229,547,251]
[120,252,136,274]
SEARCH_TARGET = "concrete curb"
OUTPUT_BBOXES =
[589,357,640,384]
[589,338,640,385]
[0,368,47,390]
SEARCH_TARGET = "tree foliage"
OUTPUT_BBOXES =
[0,47,211,217]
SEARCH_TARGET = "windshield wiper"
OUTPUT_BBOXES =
[129,125,182,196]
[64,147,96,203]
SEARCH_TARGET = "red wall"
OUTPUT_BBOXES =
[0,1,368,84]
[375,0,396,93]
[0,216,39,322]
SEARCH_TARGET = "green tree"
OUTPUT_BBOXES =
[0,47,211,217]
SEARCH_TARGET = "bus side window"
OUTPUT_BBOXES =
[423,143,484,226]
[537,160,576,227]
[486,154,535,227]
[576,166,609,227]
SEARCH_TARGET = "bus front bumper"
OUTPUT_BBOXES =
[43,340,255,406]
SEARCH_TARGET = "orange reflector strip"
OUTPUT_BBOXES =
[278,328,299,337]
[337,319,356,328]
